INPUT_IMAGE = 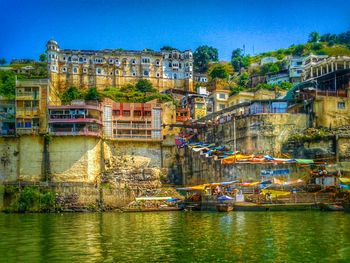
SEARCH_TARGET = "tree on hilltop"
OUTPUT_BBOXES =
[194,45,219,73]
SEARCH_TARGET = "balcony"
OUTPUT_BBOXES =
[112,134,162,141]
[176,115,190,122]
[49,127,101,137]
[114,123,153,129]
[16,127,39,134]
[16,92,39,100]
[49,114,102,124]
[16,108,39,117]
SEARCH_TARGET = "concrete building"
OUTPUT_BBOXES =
[15,79,60,135]
[102,98,162,141]
[266,70,290,85]
[208,89,230,112]
[182,94,208,120]
[0,99,15,136]
[48,101,102,136]
[227,89,278,107]
[303,55,350,81]
[47,40,193,93]
[261,56,278,65]
[288,57,304,83]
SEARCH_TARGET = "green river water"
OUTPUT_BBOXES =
[0,211,350,262]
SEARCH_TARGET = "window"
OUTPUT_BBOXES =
[173,73,177,79]
[96,68,102,75]
[196,103,204,109]
[142,57,150,64]
[62,67,67,72]
[155,60,160,66]
[110,71,113,75]
[169,62,172,67]
[115,59,120,65]
[156,72,160,78]
[113,110,120,116]
[131,59,136,64]
[132,72,136,76]
[219,93,226,99]
[109,58,114,64]
[83,68,88,73]
[115,70,119,75]
[143,70,149,76]
[144,111,151,116]
[123,110,130,116]
[338,102,346,109]
[79,57,83,62]
[73,67,78,74]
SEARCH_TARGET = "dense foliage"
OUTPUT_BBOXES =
[60,79,172,104]
[208,64,229,80]
[193,45,219,73]
[231,48,251,72]
[0,70,17,99]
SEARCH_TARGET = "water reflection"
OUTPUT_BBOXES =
[0,212,350,262]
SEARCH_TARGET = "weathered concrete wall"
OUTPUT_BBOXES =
[18,136,43,181]
[206,113,308,155]
[0,137,19,183]
[49,136,102,183]
[103,140,175,169]
[180,147,310,186]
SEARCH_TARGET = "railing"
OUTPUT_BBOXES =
[16,108,39,116]
[16,127,39,134]
[16,92,39,100]
[49,115,102,124]
[112,134,162,140]
[16,79,49,86]
[114,123,153,129]
[50,128,101,136]
[176,116,190,122]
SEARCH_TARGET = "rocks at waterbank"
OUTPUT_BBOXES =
[102,154,163,190]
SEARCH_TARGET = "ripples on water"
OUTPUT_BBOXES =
[0,212,350,262]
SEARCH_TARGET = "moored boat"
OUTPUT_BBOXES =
[319,203,344,211]
[216,203,233,212]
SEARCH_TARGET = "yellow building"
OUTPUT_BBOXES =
[15,79,60,134]
[46,40,193,93]
[227,89,279,107]
[208,89,230,112]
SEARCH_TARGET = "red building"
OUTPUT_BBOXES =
[102,98,162,141]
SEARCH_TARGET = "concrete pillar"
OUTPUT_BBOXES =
[327,64,329,73]
[310,67,313,78]
[335,63,338,70]
[331,62,334,71]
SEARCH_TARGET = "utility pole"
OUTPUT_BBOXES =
[233,116,237,152]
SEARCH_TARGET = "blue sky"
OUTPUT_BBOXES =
[0,0,349,62]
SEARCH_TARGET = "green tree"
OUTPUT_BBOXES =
[292,44,305,56]
[231,48,250,72]
[237,72,249,88]
[0,58,6,65]
[208,64,229,80]
[135,79,156,93]
[279,82,293,90]
[60,86,84,103]
[0,70,16,98]
[39,53,47,62]
[261,63,280,75]
[85,87,101,101]
[308,32,320,43]
[193,45,219,73]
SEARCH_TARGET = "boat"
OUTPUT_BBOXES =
[319,203,344,212]
[122,207,182,212]
[216,203,233,212]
